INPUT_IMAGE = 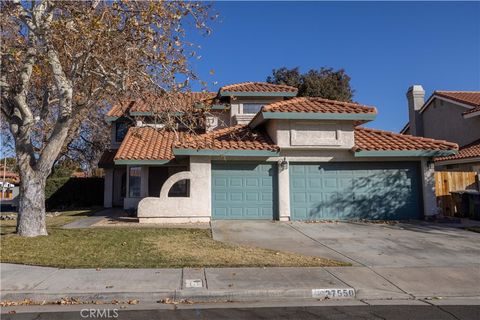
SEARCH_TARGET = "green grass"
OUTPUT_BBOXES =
[0,211,347,268]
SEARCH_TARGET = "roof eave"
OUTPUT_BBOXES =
[129,111,185,117]
[353,150,458,158]
[434,156,480,165]
[262,112,377,121]
[463,110,480,119]
[249,111,376,129]
[248,112,266,129]
[399,123,410,134]
[105,116,119,123]
[114,159,171,165]
[172,148,279,157]
[219,91,297,98]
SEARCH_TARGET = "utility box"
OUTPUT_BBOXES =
[450,190,480,219]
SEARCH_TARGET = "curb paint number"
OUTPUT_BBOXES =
[185,279,203,288]
[312,288,355,299]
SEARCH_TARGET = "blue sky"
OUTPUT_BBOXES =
[189,1,480,132]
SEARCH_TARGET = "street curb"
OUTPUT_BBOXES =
[1,288,356,304]
[176,288,356,302]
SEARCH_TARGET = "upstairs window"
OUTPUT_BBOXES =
[115,122,128,142]
[243,103,264,114]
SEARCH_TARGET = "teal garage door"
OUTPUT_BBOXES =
[290,162,422,221]
[212,162,277,220]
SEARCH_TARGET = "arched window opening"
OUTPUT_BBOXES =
[168,179,190,197]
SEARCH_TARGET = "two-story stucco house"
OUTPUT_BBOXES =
[401,86,480,172]
[98,82,458,223]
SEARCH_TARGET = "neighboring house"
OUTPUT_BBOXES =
[99,82,458,223]
[0,169,20,209]
[400,86,480,172]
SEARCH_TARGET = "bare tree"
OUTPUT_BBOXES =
[0,0,213,237]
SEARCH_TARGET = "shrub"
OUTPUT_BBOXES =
[45,177,104,210]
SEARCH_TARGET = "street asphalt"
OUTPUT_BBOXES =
[2,304,480,320]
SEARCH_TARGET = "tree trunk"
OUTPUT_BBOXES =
[16,169,48,237]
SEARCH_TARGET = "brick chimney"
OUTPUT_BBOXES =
[406,85,425,136]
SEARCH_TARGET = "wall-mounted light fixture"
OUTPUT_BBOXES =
[280,157,288,170]
[426,159,435,170]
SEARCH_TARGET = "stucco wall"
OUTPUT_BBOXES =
[112,167,125,207]
[420,159,437,216]
[137,156,211,223]
[266,120,355,150]
[422,99,480,147]
[103,169,113,208]
[133,151,436,222]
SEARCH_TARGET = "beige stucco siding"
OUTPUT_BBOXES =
[137,156,211,223]
[265,119,355,149]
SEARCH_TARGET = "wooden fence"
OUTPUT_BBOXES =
[435,171,478,216]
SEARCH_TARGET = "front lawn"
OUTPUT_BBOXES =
[0,212,347,268]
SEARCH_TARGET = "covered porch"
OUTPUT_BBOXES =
[102,159,190,211]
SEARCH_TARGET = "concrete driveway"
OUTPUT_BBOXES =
[211,221,480,267]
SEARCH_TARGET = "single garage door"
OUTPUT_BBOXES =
[290,162,422,221]
[212,162,277,220]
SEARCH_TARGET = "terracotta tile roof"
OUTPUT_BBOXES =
[220,82,298,93]
[0,171,20,185]
[435,91,480,108]
[175,125,279,152]
[263,97,377,114]
[71,171,89,178]
[107,101,133,118]
[115,127,189,161]
[435,139,480,162]
[130,92,216,114]
[106,92,216,118]
[354,127,458,152]
[98,150,116,168]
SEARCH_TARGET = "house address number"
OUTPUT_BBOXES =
[312,288,355,299]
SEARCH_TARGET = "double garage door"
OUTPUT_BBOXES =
[212,161,422,221]
[290,162,422,221]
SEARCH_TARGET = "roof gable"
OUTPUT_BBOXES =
[434,91,480,108]
[400,90,480,133]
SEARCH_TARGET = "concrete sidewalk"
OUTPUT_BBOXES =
[1,263,479,305]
